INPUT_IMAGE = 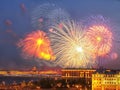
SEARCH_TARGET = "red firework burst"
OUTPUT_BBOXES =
[17,30,55,60]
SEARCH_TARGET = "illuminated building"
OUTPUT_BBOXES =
[92,70,120,90]
[61,68,96,89]
[62,69,95,78]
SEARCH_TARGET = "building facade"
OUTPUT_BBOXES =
[61,68,96,89]
[92,71,120,90]
[62,69,95,79]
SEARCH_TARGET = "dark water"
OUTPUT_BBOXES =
[0,76,40,85]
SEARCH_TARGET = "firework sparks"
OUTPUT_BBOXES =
[86,25,113,56]
[31,3,70,31]
[50,21,95,68]
[17,30,54,60]
[82,15,115,68]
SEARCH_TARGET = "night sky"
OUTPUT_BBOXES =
[0,0,120,70]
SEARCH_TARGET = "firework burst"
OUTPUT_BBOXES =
[31,3,70,31]
[86,25,113,56]
[83,15,114,67]
[50,21,95,68]
[17,30,54,60]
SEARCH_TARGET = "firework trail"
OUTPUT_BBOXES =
[17,30,55,60]
[49,20,95,68]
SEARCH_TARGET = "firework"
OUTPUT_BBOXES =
[31,3,70,31]
[49,21,95,68]
[17,30,54,60]
[86,25,112,56]
[48,8,70,26]
[85,16,113,56]
[111,52,118,60]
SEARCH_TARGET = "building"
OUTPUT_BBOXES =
[61,68,96,89]
[62,68,95,79]
[92,70,120,90]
